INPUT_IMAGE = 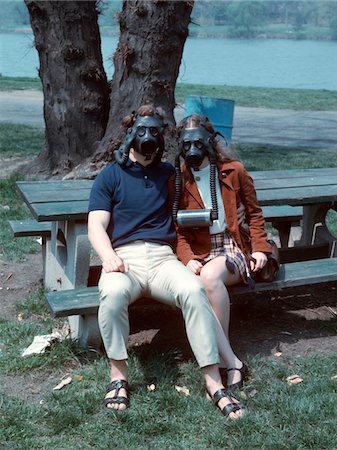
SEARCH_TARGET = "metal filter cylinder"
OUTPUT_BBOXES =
[176,209,213,228]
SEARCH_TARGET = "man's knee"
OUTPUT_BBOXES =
[99,284,130,315]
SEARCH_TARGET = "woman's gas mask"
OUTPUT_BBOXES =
[114,115,165,166]
[173,124,219,227]
[179,126,215,170]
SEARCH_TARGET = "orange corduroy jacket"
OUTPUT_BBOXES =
[175,160,272,266]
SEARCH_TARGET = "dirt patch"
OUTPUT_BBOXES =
[0,155,36,179]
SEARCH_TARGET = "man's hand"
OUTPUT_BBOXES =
[102,251,129,273]
[250,251,267,272]
[187,259,203,275]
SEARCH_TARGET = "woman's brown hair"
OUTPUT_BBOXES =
[176,113,238,163]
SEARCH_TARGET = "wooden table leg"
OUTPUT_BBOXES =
[44,220,102,350]
[296,202,337,256]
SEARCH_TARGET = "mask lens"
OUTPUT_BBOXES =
[150,127,159,137]
[137,126,146,137]
[195,140,204,149]
[183,141,191,151]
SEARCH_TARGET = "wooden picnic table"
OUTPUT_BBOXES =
[16,167,337,345]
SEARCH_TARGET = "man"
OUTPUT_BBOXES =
[87,105,243,419]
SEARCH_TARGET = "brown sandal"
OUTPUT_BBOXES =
[207,387,243,418]
[104,379,130,410]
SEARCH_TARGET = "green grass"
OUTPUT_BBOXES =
[176,84,337,110]
[1,296,336,450]
[0,174,40,260]
[237,143,337,171]
[0,76,42,91]
[1,75,336,110]
[1,104,337,448]
[0,123,44,155]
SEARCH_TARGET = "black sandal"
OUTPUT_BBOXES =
[208,387,243,418]
[227,363,249,390]
[104,379,130,410]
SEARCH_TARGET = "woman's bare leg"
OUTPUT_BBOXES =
[200,256,244,386]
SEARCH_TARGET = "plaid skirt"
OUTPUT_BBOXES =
[203,229,254,287]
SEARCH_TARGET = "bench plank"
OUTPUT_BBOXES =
[45,257,337,318]
[9,219,52,237]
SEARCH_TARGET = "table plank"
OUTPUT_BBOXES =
[21,188,92,204]
[251,167,337,180]
[28,201,89,221]
[254,175,337,190]
[257,184,337,206]
[16,180,93,190]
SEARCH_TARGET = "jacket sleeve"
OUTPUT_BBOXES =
[238,165,272,254]
[175,225,198,266]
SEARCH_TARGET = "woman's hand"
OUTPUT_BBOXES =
[187,259,203,275]
[250,251,267,272]
[102,250,129,273]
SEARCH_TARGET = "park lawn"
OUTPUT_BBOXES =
[1,124,337,448]
[1,75,337,111]
[0,288,336,449]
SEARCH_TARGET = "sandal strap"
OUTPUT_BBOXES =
[221,402,242,417]
[212,388,233,406]
[104,379,130,409]
[210,388,243,417]
[227,367,242,373]
[104,395,130,407]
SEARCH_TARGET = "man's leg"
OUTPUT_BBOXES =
[98,269,141,410]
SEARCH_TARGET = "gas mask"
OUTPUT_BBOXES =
[130,115,165,160]
[179,127,214,170]
[173,124,219,227]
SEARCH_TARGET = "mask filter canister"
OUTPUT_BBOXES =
[176,209,213,228]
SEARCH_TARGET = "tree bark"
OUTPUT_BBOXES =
[25,0,110,175]
[96,0,194,164]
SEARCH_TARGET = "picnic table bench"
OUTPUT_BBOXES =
[15,167,337,349]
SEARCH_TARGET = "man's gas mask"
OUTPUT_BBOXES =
[179,126,215,170]
[131,115,164,160]
[114,114,165,166]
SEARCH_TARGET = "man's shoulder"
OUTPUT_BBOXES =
[158,161,175,175]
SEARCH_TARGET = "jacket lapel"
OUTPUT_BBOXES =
[185,178,204,208]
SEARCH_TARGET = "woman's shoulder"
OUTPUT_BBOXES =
[218,160,246,174]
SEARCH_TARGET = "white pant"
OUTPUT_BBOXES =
[98,241,219,368]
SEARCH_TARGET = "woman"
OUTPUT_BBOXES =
[173,114,272,390]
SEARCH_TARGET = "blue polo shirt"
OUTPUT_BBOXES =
[88,160,176,248]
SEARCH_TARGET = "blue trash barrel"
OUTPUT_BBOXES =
[185,96,235,141]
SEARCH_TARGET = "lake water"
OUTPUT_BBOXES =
[1,31,336,90]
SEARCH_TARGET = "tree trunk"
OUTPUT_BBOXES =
[96,0,194,164]
[25,0,110,175]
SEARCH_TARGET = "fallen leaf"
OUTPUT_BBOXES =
[147,384,156,392]
[74,374,84,382]
[331,375,337,380]
[239,391,247,400]
[29,388,40,395]
[286,375,303,385]
[53,376,72,390]
[249,389,258,397]
[17,313,23,322]
[274,351,283,357]
[175,385,190,396]
[5,272,13,281]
